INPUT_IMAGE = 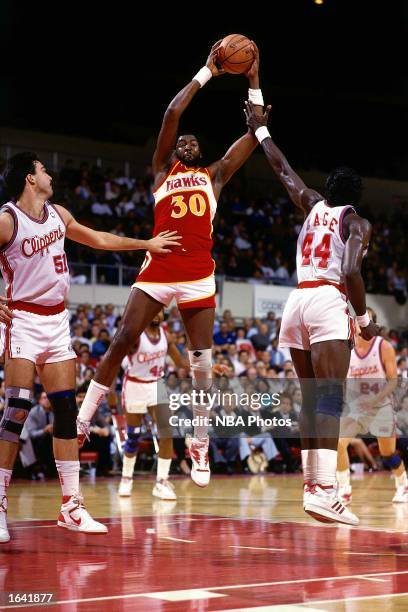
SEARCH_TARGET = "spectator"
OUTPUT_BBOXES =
[24,392,56,477]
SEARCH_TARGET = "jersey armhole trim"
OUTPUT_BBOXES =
[50,203,67,227]
[339,206,356,244]
[0,207,18,253]
[379,337,387,375]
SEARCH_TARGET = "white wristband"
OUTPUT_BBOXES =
[193,66,212,88]
[248,88,264,106]
[255,126,270,143]
[356,312,370,328]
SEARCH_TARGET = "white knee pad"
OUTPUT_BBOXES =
[188,348,212,391]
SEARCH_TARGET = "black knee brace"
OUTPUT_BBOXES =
[0,387,33,443]
[48,390,78,439]
[315,382,344,419]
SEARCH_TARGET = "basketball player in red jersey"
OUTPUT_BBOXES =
[77,40,263,487]
[0,152,179,542]
[245,102,379,525]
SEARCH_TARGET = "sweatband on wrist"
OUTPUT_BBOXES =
[193,66,212,88]
[255,126,271,143]
[248,88,264,106]
[356,312,370,328]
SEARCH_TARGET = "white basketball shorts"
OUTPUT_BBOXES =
[279,284,354,351]
[0,307,76,365]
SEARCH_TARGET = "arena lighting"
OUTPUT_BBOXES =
[314,0,324,4]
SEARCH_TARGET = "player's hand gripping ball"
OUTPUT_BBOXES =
[217,34,255,74]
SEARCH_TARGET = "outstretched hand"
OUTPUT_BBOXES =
[245,41,260,80]
[146,230,182,254]
[244,100,271,133]
[206,40,226,77]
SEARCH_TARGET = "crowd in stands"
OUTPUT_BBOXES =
[1,302,407,481]
[1,158,400,302]
[0,158,407,479]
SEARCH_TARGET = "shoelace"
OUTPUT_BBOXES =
[77,419,91,442]
[69,493,94,522]
[0,495,7,513]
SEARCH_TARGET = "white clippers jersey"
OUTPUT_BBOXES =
[296,200,355,285]
[122,328,168,382]
[0,201,69,306]
[348,336,390,408]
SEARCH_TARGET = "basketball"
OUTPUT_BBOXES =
[217,34,255,74]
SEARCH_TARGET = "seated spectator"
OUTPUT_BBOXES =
[250,323,271,352]
[237,402,279,473]
[24,391,56,477]
[91,197,113,216]
[270,338,286,367]
[235,328,256,361]
[92,329,111,358]
[71,323,92,349]
[213,322,237,350]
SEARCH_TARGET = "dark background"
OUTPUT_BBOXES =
[1,1,407,178]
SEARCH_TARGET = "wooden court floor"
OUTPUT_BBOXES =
[2,471,408,611]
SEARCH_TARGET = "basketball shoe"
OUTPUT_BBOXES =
[392,485,408,503]
[186,436,211,487]
[0,496,10,543]
[118,477,133,497]
[58,493,108,533]
[304,484,359,525]
[152,479,177,501]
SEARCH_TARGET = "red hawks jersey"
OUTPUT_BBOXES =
[121,327,168,382]
[137,160,217,283]
[297,200,355,285]
[0,201,69,306]
[347,336,390,408]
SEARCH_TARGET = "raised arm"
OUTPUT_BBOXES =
[152,41,225,180]
[54,205,181,254]
[342,213,379,340]
[244,101,322,213]
[208,44,263,199]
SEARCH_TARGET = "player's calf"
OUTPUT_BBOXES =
[0,387,33,544]
[118,426,141,497]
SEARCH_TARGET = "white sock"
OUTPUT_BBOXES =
[301,449,318,483]
[193,404,211,439]
[395,470,408,489]
[316,449,338,488]
[122,455,136,479]
[337,468,351,487]
[0,468,12,498]
[157,458,171,481]
[55,460,80,499]
[78,380,109,422]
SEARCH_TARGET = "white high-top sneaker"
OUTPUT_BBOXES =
[0,495,10,543]
[118,477,133,497]
[187,436,211,487]
[152,479,177,501]
[58,493,108,533]
[393,485,408,503]
[304,484,359,526]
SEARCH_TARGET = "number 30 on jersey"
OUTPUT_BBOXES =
[170,194,207,218]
